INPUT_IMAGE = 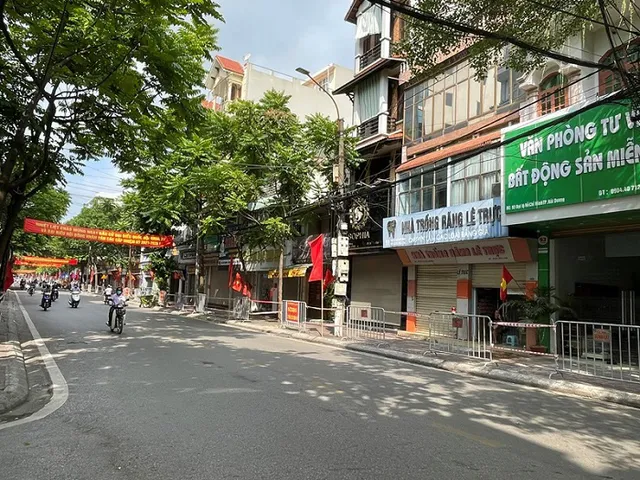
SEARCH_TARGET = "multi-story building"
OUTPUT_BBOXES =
[200,56,354,307]
[333,0,407,324]
[203,55,353,123]
[382,11,640,346]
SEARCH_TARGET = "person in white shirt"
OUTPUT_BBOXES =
[108,287,126,327]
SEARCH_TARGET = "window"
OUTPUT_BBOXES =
[396,161,448,215]
[404,85,427,142]
[357,76,381,122]
[403,61,524,144]
[538,73,567,116]
[231,83,242,101]
[599,41,640,95]
[450,149,500,206]
[317,74,333,94]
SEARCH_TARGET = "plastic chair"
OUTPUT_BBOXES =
[506,335,518,347]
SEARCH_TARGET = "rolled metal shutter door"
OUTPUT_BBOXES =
[471,264,527,290]
[415,265,458,334]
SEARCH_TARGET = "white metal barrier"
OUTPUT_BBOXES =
[345,305,387,341]
[282,300,306,329]
[490,321,557,357]
[415,312,492,360]
[556,320,640,383]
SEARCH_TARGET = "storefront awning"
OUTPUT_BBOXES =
[268,264,311,279]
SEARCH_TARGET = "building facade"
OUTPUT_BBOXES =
[381,13,639,338]
[334,0,407,324]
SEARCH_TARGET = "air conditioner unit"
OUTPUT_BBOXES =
[491,182,501,198]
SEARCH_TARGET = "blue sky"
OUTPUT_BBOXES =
[64,1,355,220]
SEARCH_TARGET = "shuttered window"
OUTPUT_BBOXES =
[471,263,528,290]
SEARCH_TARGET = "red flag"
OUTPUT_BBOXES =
[500,266,514,301]
[231,272,243,292]
[242,281,252,298]
[323,268,335,291]
[228,256,234,288]
[3,257,15,291]
[308,234,324,282]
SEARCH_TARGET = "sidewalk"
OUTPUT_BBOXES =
[198,314,640,409]
[0,292,28,414]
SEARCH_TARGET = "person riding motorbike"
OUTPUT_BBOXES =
[108,287,126,327]
[104,285,113,304]
[51,282,60,300]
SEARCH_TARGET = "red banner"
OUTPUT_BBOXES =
[23,218,173,248]
[308,234,324,282]
[16,256,78,267]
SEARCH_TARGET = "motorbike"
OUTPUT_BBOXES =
[27,285,35,296]
[41,292,52,311]
[104,288,113,305]
[51,287,59,302]
[19,280,26,290]
[69,290,81,308]
[109,301,126,334]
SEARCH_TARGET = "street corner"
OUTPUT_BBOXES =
[0,294,29,415]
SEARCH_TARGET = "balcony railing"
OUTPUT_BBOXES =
[359,42,382,70]
[357,116,380,139]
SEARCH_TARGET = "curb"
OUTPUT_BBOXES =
[0,294,29,414]
[212,319,640,409]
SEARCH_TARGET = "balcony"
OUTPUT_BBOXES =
[357,114,398,142]
[357,116,380,139]
[359,42,382,71]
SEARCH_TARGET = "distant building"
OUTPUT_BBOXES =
[203,55,353,124]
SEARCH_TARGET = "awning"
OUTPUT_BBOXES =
[268,264,311,279]
[333,58,403,95]
[397,131,500,173]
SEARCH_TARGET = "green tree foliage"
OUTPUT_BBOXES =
[63,197,130,266]
[0,0,223,275]
[142,251,178,292]
[11,187,70,255]
[396,0,614,78]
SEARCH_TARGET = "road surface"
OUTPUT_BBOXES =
[1,290,639,479]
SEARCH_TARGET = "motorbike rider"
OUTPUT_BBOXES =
[41,283,52,307]
[51,281,60,300]
[107,286,126,327]
[104,284,113,303]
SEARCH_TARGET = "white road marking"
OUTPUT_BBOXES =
[0,292,69,431]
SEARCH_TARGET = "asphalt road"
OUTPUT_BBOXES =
[1,291,639,479]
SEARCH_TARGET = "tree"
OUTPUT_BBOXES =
[124,90,360,291]
[388,0,636,78]
[0,0,223,283]
[11,186,70,256]
[62,197,130,268]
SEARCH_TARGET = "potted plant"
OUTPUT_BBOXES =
[499,287,575,353]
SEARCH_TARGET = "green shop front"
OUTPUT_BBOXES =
[502,99,640,347]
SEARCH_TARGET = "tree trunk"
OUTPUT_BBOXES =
[0,195,24,289]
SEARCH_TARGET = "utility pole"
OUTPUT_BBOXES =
[296,66,350,329]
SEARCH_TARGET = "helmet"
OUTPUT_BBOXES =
[116,287,123,295]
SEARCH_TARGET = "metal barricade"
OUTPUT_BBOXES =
[490,321,557,358]
[282,300,306,330]
[416,312,492,360]
[556,320,640,383]
[344,305,387,341]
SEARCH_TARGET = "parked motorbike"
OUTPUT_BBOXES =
[27,285,35,296]
[69,290,81,308]
[41,291,52,311]
[109,301,126,334]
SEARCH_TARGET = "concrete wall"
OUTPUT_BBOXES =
[242,63,354,126]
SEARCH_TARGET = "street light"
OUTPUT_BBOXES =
[297,65,348,327]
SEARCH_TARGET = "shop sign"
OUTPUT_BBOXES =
[593,329,611,343]
[401,237,531,265]
[504,100,640,214]
[383,198,506,249]
[349,190,388,250]
[268,265,310,279]
[286,301,300,323]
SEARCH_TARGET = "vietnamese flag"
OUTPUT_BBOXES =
[500,266,513,301]
[308,234,323,282]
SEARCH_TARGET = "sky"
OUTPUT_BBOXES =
[63,0,356,221]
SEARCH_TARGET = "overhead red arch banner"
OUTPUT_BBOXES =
[23,218,174,248]
[16,256,78,266]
